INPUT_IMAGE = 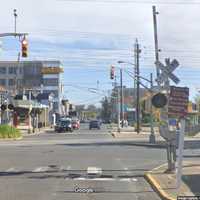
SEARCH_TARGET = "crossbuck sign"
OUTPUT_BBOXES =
[156,59,180,84]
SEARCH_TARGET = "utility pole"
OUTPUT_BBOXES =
[135,39,141,134]
[152,6,174,171]
[152,5,160,78]
[120,68,124,128]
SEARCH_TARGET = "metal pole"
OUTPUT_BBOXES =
[28,91,32,133]
[152,5,160,78]
[117,87,120,132]
[134,42,137,126]
[152,5,172,171]
[14,9,17,34]
[176,118,185,190]
[136,39,140,134]
[149,73,156,143]
[120,68,124,128]
[6,92,9,124]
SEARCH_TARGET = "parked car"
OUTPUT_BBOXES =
[89,120,101,130]
[72,120,80,130]
[55,118,73,133]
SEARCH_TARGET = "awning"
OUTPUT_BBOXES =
[13,100,49,109]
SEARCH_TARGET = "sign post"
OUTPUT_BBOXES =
[168,86,189,189]
[176,118,185,190]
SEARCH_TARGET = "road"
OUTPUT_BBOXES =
[0,123,167,200]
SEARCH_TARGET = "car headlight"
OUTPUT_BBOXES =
[68,124,71,128]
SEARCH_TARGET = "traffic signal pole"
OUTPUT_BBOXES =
[135,39,140,134]
[120,68,124,128]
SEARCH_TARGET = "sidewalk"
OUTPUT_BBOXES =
[145,161,200,200]
[19,126,52,137]
[111,127,200,148]
[111,126,162,139]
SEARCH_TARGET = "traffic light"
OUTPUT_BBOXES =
[21,37,28,57]
[110,65,115,80]
[1,104,7,111]
[8,104,14,110]
[152,93,168,108]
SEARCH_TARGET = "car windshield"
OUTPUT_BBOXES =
[0,1,197,200]
[91,121,98,124]
[60,120,70,125]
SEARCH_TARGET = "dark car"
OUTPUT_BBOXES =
[55,118,73,133]
[89,120,101,130]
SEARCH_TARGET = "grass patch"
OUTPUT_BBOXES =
[0,125,22,139]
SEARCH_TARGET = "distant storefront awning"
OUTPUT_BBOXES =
[13,100,49,109]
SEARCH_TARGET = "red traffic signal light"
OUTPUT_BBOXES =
[21,37,28,57]
[110,66,115,80]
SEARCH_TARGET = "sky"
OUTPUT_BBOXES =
[1,0,200,106]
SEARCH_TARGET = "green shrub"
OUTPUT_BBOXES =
[0,125,22,139]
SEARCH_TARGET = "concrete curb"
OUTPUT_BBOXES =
[111,133,166,148]
[145,173,175,200]
[144,163,176,200]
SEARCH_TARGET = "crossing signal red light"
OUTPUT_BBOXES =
[110,66,115,80]
[21,37,28,57]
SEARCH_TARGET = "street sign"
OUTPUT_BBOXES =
[156,59,180,84]
[152,93,168,108]
[168,86,189,118]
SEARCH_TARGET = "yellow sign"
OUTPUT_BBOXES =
[41,67,64,74]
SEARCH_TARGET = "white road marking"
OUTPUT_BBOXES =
[32,166,50,173]
[5,168,17,172]
[87,167,102,175]
[132,178,138,182]
[72,177,134,182]
[119,178,131,182]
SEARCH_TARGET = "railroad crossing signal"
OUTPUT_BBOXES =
[152,93,168,108]
[156,58,180,84]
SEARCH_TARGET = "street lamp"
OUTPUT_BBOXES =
[117,60,156,143]
[118,60,136,66]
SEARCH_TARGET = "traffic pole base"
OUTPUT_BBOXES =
[149,134,156,144]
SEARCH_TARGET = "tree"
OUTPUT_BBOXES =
[101,97,111,121]
[194,94,200,111]
[87,104,97,112]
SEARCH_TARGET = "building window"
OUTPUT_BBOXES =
[43,78,59,86]
[0,79,6,86]
[9,67,17,74]
[9,79,15,86]
[0,67,6,74]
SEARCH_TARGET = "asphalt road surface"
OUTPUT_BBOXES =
[0,124,167,200]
